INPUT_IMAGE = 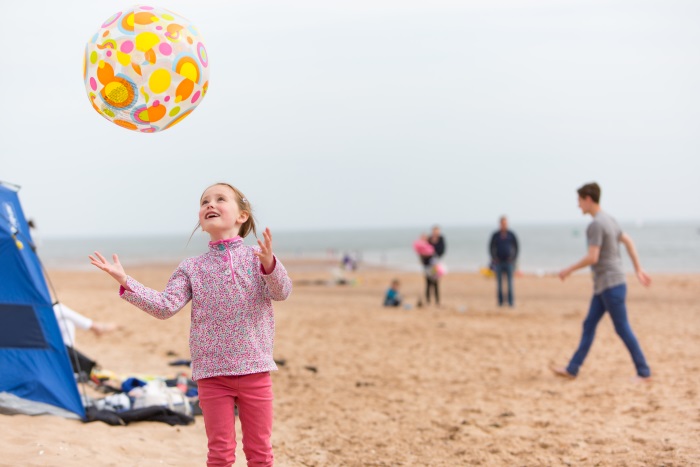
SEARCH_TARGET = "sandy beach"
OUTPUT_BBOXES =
[1,260,698,466]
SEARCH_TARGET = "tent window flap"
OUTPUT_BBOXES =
[0,304,48,348]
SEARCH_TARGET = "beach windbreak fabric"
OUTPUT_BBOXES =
[0,183,85,418]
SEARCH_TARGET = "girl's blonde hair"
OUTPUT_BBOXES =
[191,182,257,241]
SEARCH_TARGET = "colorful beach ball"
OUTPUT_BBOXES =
[84,5,209,132]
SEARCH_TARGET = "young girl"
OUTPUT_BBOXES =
[89,183,292,467]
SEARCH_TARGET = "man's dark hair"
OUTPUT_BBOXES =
[577,182,601,204]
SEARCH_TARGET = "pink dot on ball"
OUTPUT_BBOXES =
[120,41,134,54]
[153,100,160,107]
[159,43,172,55]
[106,50,112,57]
[90,77,97,91]
[191,91,201,103]
[164,96,170,102]
[156,26,163,30]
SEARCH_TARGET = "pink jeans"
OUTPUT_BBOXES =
[198,372,274,467]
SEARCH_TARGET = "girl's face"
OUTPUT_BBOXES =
[199,185,249,239]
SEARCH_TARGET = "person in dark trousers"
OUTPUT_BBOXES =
[489,216,519,307]
[426,225,446,306]
[53,302,118,381]
[551,182,652,381]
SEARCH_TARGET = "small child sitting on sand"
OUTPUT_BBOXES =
[383,279,402,307]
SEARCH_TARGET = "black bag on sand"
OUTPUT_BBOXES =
[84,405,195,426]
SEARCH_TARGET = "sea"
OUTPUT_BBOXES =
[37,221,700,274]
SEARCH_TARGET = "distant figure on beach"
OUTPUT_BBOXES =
[341,252,358,271]
[489,216,519,307]
[551,182,652,381]
[414,233,439,305]
[383,279,402,307]
[90,182,292,467]
[427,225,446,305]
[54,302,118,379]
[428,225,446,261]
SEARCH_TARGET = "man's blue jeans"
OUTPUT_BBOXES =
[494,262,514,306]
[567,283,651,377]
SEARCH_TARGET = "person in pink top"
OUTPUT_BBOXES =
[89,182,292,467]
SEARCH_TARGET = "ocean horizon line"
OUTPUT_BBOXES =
[35,221,700,274]
[37,218,700,241]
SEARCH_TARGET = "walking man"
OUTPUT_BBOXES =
[551,182,651,381]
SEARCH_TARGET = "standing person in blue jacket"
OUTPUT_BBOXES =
[489,216,519,307]
[551,182,651,381]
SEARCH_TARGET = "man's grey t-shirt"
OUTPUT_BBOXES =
[587,210,626,294]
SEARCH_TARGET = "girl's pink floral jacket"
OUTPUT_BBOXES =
[119,236,292,381]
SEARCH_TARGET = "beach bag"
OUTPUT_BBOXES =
[132,379,192,416]
[424,256,446,279]
[93,392,131,412]
[433,262,447,278]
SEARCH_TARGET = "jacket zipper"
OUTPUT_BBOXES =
[226,247,236,284]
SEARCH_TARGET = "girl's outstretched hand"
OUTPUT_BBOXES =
[255,227,275,274]
[89,251,128,286]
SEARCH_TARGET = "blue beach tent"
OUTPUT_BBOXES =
[0,182,85,419]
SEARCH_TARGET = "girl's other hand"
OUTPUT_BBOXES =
[89,251,128,286]
[255,227,275,274]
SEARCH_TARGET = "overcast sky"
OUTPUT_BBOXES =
[2,0,699,238]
